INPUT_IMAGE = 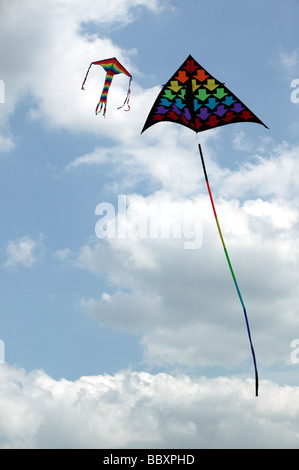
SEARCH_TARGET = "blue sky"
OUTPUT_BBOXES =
[1,0,299,449]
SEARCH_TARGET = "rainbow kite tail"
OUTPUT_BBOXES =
[96,70,114,116]
[198,142,259,397]
[95,101,106,116]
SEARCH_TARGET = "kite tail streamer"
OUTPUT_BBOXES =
[117,77,132,112]
[96,70,114,116]
[81,63,93,90]
[197,142,259,397]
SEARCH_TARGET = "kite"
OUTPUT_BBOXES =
[81,57,132,117]
[142,55,268,396]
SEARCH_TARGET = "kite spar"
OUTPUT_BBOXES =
[141,55,268,396]
[82,57,132,116]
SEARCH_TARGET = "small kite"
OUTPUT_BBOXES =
[142,55,268,396]
[81,57,132,117]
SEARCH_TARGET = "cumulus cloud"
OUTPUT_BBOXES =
[66,146,109,169]
[0,0,168,138]
[278,47,299,70]
[232,130,252,152]
[67,124,215,198]
[74,142,299,373]
[0,132,15,153]
[2,235,44,269]
[0,364,299,449]
[53,247,73,260]
[1,0,298,451]
[216,144,299,201]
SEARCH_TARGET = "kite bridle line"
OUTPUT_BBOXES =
[197,136,259,396]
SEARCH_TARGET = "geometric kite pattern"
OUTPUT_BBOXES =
[141,54,268,134]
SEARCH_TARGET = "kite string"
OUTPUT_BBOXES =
[197,137,259,396]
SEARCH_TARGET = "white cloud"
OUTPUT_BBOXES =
[2,235,44,269]
[0,132,15,153]
[1,0,298,452]
[53,248,73,260]
[74,142,299,373]
[0,0,169,137]
[66,147,108,169]
[278,48,299,70]
[53,0,168,26]
[67,124,213,197]
[0,364,299,449]
[216,144,299,201]
[232,130,252,152]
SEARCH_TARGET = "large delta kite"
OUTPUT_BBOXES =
[142,55,268,396]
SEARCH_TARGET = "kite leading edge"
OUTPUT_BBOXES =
[141,54,268,396]
[81,57,132,117]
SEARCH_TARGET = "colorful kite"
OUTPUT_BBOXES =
[81,57,132,117]
[142,55,268,396]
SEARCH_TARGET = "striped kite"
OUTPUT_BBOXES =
[142,55,268,396]
[82,57,132,117]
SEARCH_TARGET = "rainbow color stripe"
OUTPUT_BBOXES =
[93,58,132,77]
[96,70,114,115]
[142,55,267,134]
[198,142,259,396]
[142,55,266,396]
[81,57,132,116]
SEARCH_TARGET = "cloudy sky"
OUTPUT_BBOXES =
[0,0,299,449]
